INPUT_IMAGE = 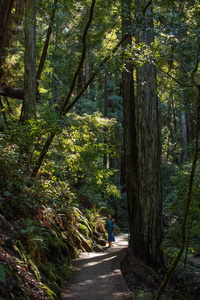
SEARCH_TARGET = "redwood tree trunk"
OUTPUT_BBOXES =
[0,0,25,78]
[23,0,36,120]
[122,0,138,248]
[0,0,14,77]
[132,0,163,267]
[104,66,108,168]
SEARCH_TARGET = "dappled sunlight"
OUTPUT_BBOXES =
[61,233,132,299]
[82,255,118,268]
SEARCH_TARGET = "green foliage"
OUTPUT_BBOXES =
[79,223,89,236]
[37,112,122,207]
[134,290,153,300]
[0,264,6,284]
[163,160,200,252]
[85,206,106,233]
[20,219,51,263]
[41,283,56,300]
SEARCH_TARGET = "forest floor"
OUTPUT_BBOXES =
[60,233,133,300]
[60,234,200,300]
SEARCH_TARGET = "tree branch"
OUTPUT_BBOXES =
[159,68,199,88]
[60,0,96,113]
[36,0,58,87]
[142,0,153,15]
[63,33,129,115]
[0,82,24,100]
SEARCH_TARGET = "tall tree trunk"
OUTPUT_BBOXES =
[181,111,188,162]
[122,0,138,248]
[23,0,36,121]
[104,66,108,168]
[0,0,14,77]
[0,0,25,79]
[133,0,163,267]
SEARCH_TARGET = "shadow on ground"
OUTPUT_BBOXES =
[60,234,133,300]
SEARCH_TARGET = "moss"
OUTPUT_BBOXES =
[39,259,72,296]
[78,218,93,236]
[55,261,72,282]
[13,242,41,281]
[79,223,89,236]
[39,262,57,282]
[48,281,61,295]
[41,284,56,300]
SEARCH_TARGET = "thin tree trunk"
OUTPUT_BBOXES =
[77,68,85,92]
[181,111,188,162]
[30,0,130,178]
[0,96,6,124]
[89,62,95,101]
[194,284,200,300]
[30,32,129,178]
[23,0,36,121]
[186,109,193,143]
[154,86,200,299]
[60,0,96,114]
[31,132,55,179]
[36,0,58,88]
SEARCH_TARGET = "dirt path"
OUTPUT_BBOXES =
[60,233,133,300]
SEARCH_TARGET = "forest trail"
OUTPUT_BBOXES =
[60,233,133,300]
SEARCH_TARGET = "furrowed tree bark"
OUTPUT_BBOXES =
[22,0,36,121]
[103,66,108,168]
[0,0,14,77]
[133,0,163,267]
[0,0,25,78]
[122,0,138,248]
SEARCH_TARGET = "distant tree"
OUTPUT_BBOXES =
[0,0,15,77]
[0,0,25,94]
[22,0,36,121]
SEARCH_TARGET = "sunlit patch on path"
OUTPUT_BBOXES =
[61,233,133,300]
